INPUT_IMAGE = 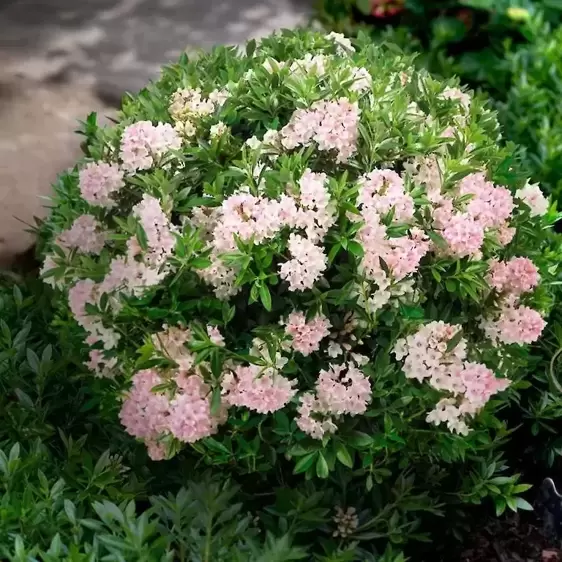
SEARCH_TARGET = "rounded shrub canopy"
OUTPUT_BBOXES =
[41,30,553,468]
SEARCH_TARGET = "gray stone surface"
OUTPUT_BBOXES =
[0,0,313,96]
[0,0,313,265]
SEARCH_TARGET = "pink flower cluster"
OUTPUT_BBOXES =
[358,213,429,284]
[298,170,336,242]
[133,194,177,266]
[487,257,539,295]
[152,325,195,372]
[296,362,371,439]
[281,98,360,163]
[280,234,327,291]
[68,279,120,350]
[481,297,546,346]
[441,214,484,258]
[284,311,331,355]
[358,169,414,223]
[207,325,225,346]
[79,162,124,207]
[434,173,515,258]
[221,364,297,414]
[354,169,430,293]
[119,368,225,459]
[394,321,510,434]
[85,349,118,378]
[199,170,334,297]
[65,198,177,360]
[120,121,182,173]
[99,196,175,298]
[56,215,106,255]
[515,182,549,217]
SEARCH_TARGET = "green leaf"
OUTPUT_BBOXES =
[399,305,425,319]
[64,500,77,524]
[336,444,354,468]
[488,476,513,485]
[459,0,493,10]
[445,279,457,292]
[293,452,317,474]
[316,453,329,479]
[446,329,464,353]
[15,389,34,410]
[211,387,222,416]
[136,222,149,251]
[191,257,212,269]
[428,231,448,251]
[514,497,533,511]
[259,283,272,311]
[348,431,372,448]
[347,241,364,257]
[203,438,231,456]
[356,0,372,15]
[495,497,506,517]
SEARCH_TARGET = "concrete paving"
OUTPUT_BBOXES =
[0,0,313,95]
[0,0,313,265]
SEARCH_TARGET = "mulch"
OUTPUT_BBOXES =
[459,513,561,562]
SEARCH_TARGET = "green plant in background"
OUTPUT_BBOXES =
[315,1,562,205]
[498,18,562,199]
[31,28,562,558]
[316,0,561,89]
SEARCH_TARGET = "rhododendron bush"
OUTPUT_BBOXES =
[41,28,558,498]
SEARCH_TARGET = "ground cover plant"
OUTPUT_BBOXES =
[29,28,562,559]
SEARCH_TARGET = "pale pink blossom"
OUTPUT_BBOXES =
[85,350,117,378]
[285,311,331,355]
[458,173,514,230]
[120,121,181,173]
[295,362,371,439]
[456,361,510,408]
[358,169,414,222]
[441,214,484,258]
[57,215,106,255]
[515,181,549,217]
[152,325,194,373]
[79,162,124,207]
[483,301,546,345]
[207,325,225,346]
[316,363,372,416]
[169,87,215,122]
[133,194,176,266]
[279,234,327,291]
[119,369,170,440]
[487,257,539,295]
[146,440,168,461]
[296,392,337,439]
[221,364,297,414]
[167,374,224,442]
[358,214,429,283]
[281,98,360,163]
[426,398,469,436]
[326,31,355,53]
[440,87,471,112]
[395,321,511,435]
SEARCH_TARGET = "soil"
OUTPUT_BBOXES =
[460,513,561,562]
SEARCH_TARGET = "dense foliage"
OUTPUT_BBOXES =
[315,3,562,203]
[27,29,562,559]
[0,277,315,561]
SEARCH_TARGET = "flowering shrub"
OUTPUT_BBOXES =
[41,28,558,501]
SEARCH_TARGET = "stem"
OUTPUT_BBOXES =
[549,347,562,394]
[204,516,213,562]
